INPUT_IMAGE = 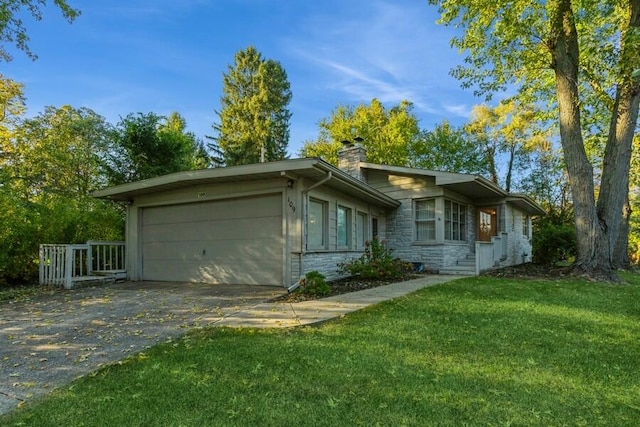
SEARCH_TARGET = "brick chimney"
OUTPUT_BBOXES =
[337,139,367,182]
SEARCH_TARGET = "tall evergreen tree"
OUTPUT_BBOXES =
[211,46,292,166]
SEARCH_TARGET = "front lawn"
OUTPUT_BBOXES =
[3,273,639,426]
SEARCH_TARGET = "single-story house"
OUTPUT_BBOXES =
[93,143,545,287]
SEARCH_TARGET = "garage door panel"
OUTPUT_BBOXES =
[143,259,282,285]
[143,196,281,225]
[141,194,283,285]
[142,239,282,262]
[142,216,281,243]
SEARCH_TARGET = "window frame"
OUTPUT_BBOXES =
[356,211,368,249]
[307,198,328,250]
[522,214,530,238]
[415,199,436,242]
[444,199,467,242]
[337,204,352,249]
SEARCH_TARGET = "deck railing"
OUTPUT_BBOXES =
[39,241,125,289]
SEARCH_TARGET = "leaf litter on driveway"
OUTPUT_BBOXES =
[0,281,284,415]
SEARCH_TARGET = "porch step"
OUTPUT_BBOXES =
[439,265,475,276]
[438,253,476,276]
[456,259,475,267]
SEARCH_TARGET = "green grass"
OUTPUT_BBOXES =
[3,273,640,426]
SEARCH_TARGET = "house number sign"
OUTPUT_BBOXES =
[287,197,296,213]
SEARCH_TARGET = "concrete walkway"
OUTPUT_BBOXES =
[0,275,461,416]
[216,274,461,328]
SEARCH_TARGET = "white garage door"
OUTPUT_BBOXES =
[141,193,283,285]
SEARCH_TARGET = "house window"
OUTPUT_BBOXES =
[415,199,436,241]
[356,212,368,248]
[337,205,351,248]
[308,199,327,249]
[445,200,466,241]
[523,214,530,238]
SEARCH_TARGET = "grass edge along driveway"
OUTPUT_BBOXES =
[3,273,640,426]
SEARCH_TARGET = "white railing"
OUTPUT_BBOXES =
[87,240,126,273]
[39,241,125,289]
[475,232,509,274]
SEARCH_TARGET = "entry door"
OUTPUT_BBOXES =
[478,207,497,242]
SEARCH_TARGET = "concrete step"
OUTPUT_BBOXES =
[439,266,475,276]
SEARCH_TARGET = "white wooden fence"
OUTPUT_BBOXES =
[39,241,126,289]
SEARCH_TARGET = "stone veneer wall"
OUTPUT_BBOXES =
[302,251,364,281]
[383,197,475,271]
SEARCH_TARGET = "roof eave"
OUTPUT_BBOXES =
[92,158,400,208]
[506,194,547,216]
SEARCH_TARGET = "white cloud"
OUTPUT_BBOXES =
[282,0,474,127]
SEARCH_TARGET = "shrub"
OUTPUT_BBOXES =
[337,237,411,279]
[532,217,576,265]
[300,271,330,296]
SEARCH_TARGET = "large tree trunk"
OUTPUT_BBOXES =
[614,195,632,269]
[549,0,640,281]
[549,0,615,280]
[596,0,640,274]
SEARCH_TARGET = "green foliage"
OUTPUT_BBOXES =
[338,237,411,279]
[103,112,208,185]
[532,212,576,266]
[0,105,124,285]
[429,0,640,279]
[300,99,419,166]
[300,270,330,297]
[211,46,292,166]
[411,120,488,174]
[463,100,551,192]
[0,0,80,62]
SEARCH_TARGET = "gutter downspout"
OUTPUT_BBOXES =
[289,170,333,293]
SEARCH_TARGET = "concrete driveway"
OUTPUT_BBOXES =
[0,281,285,415]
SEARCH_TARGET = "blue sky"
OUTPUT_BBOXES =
[4,0,481,157]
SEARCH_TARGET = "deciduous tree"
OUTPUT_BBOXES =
[429,0,640,280]
[104,112,208,185]
[300,99,419,166]
[411,120,488,175]
[463,100,550,192]
[0,105,123,284]
[0,0,80,62]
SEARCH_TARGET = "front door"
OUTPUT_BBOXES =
[478,207,497,242]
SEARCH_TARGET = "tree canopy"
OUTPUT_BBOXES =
[103,112,208,185]
[411,120,488,175]
[0,104,123,284]
[210,46,292,166]
[429,0,640,280]
[0,0,80,62]
[300,99,419,166]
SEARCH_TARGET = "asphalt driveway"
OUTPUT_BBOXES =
[0,281,285,415]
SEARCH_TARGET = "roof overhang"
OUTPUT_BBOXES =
[92,158,400,209]
[506,194,547,216]
[361,163,546,215]
[361,163,507,200]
